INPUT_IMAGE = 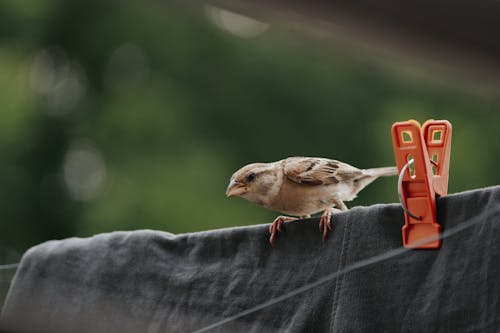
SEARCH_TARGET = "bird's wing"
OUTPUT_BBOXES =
[283,157,363,185]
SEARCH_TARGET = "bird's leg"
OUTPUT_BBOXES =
[319,199,347,241]
[319,209,336,241]
[269,216,297,246]
[333,198,348,211]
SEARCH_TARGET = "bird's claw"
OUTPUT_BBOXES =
[269,216,297,246]
[319,209,337,241]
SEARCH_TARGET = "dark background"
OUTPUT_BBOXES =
[0,0,498,267]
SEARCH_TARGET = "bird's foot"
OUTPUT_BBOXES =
[319,208,342,241]
[269,216,297,246]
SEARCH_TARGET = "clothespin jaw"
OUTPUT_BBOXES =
[422,120,452,197]
[391,119,452,249]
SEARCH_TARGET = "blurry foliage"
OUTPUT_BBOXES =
[0,0,499,264]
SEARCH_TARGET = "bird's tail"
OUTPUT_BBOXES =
[364,166,398,178]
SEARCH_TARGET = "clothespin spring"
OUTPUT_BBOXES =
[397,158,439,221]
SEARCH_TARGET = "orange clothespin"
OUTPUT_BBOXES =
[391,119,452,249]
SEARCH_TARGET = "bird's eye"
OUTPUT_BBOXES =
[246,172,256,182]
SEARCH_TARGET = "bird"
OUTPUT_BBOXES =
[226,157,398,246]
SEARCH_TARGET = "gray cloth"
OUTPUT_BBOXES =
[1,186,500,332]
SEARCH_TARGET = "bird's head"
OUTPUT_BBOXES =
[226,162,281,205]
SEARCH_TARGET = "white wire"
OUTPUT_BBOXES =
[192,205,500,333]
[0,263,19,271]
[397,159,422,220]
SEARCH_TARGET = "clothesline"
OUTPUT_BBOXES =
[0,263,19,271]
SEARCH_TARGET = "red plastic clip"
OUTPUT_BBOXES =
[391,119,452,249]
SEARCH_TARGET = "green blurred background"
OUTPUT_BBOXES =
[0,0,499,268]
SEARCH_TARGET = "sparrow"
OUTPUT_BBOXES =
[226,157,397,246]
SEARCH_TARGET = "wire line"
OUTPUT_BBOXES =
[192,205,500,333]
[0,263,19,271]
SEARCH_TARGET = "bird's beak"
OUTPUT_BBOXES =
[226,179,247,197]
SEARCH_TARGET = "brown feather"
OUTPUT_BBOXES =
[283,157,362,185]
